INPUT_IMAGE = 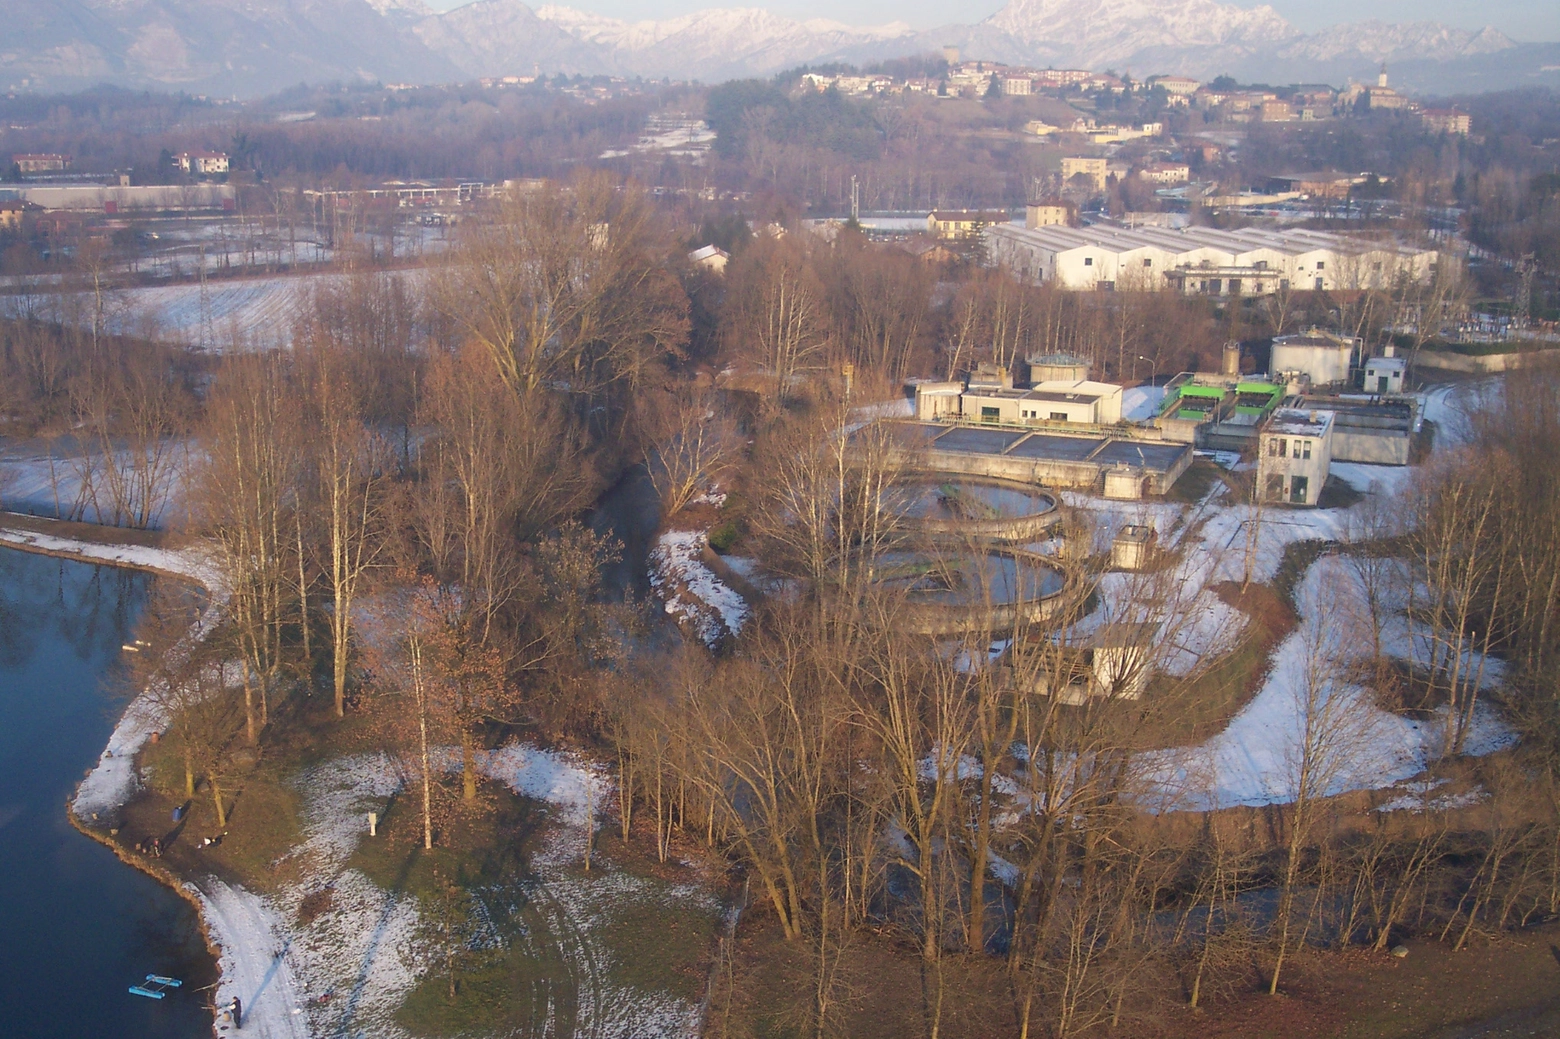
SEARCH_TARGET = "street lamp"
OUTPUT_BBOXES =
[1133,355,1153,383]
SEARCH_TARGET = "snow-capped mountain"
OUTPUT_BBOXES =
[986,0,1296,63]
[411,0,613,77]
[533,5,913,80]
[1281,21,1515,63]
[0,0,1550,97]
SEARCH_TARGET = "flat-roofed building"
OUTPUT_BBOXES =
[960,379,1123,427]
[1061,156,1108,192]
[878,421,1193,498]
[1257,408,1334,506]
[1364,352,1406,394]
[928,209,1011,239]
[1290,394,1416,464]
[983,223,1435,293]
[1421,109,1471,135]
[1137,162,1190,184]
[12,153,70,173]
[914,381,965,420]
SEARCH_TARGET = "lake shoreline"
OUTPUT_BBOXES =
[65,808,224,1028]
[0,517,230,1037]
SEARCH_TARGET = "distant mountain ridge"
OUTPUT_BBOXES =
[0,0,1554,97]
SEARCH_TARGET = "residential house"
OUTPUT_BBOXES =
[1421,109,1471,135]
[1137,163,1190,185]
[1260,100,1294,122]
[687,243,729,273]
[1025,199,1076,227]
[174,151,230,175]
[0,200,27,231]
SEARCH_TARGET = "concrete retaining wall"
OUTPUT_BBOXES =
[1332,430,1410,465]
[1416,348,1559,373]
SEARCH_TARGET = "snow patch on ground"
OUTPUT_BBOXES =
[1135,556,1516,811]
[199,881,310,1039]
[649,529,749,646]
[1377,778,1488,814]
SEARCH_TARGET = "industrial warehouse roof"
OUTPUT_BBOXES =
[984,222,1428,260]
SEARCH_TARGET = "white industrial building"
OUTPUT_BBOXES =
[1364,349,1406,394]
[961,380,1126,426]
[915,362,1124,428]
[983,223,1438,294]
[1257,408,1335,506]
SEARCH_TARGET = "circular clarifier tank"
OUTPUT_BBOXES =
[890,477,1061,542]
[871,549,1069,634]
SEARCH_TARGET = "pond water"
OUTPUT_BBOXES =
[0,548,213,1038]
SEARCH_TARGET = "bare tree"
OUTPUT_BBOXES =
[298,336,392,716]
[196,352,300,744]
[645,386,738,519]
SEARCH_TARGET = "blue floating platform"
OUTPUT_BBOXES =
[129,974,183,999]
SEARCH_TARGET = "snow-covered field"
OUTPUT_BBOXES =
[0,267,428,351]
[1028,379,1516,811]
[199,746,708,1039]
[1,440,191,528]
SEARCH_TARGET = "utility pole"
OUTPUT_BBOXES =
[850,174,859,222]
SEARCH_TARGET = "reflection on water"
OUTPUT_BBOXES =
[0,548,214,1038]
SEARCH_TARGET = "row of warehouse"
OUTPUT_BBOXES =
[984,220,1439,295]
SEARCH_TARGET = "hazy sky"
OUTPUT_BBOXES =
[427,0,1557,43]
